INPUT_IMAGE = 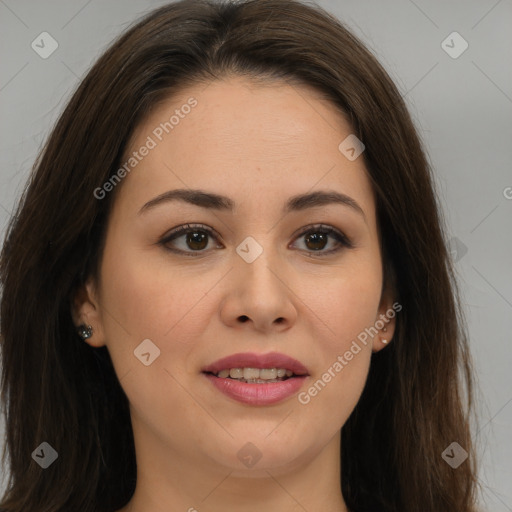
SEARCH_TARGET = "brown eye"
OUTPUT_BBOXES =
[291,224,353,256]
[160,224,222,255]
[186,231,208,250]
[304,232,328,251]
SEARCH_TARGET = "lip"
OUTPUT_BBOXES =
[202,351,309,375]
[204,373,307,405]
[202,352,309,406]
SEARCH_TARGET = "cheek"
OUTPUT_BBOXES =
[294,258,382,421]
[100,243,217,341]
[97,247,214,438]
[305,257,383,350]
[97,240,225,394]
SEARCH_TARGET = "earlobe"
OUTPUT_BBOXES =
[71,279,106,347]
[372,292,398,352]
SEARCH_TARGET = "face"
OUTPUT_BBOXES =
[76,76,396,478]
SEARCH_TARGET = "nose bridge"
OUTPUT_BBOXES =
[219,232,298,331]
[235,234,285,298]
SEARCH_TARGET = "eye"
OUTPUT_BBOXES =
[159,223,353,257]
[290,224,353,255]
[159,224,222,255]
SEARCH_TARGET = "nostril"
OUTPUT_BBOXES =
[238,315,249,322]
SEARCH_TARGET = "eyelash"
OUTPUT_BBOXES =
[158,223,354,257]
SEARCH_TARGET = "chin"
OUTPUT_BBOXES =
[207,432,317,475]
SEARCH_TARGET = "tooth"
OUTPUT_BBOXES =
[259,368,277,380]
[230,368,244,379]
[220,367,295,381]
[243,368,261,380]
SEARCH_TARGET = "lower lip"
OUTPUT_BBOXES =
[203,373,307,405]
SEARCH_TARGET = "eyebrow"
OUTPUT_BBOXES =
[138,188,366,220]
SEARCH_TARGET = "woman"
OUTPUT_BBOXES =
[0,0,480,511]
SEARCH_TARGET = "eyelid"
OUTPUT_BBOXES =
[162,223,221,240]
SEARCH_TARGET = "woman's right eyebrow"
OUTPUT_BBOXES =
[138,188,366,223]
[138,188,234,214]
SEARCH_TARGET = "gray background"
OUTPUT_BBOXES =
[0,0,511,510]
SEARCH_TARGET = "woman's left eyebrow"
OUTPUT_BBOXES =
[138,188,366,222]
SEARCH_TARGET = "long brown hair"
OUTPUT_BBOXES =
[0,1,480,511]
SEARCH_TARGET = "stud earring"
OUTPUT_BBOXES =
[383,326,387,332]
[77,324,93,340]
[382,338,388,344]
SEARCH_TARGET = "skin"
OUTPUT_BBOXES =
[74,76,396,512]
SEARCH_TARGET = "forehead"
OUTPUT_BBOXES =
[116,76,375,218]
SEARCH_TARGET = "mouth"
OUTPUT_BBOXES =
[202,352,309,405]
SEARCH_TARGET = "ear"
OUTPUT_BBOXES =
[71,278,106,348]
[371,286,398,353]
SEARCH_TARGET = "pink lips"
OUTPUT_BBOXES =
[202,352,309,406]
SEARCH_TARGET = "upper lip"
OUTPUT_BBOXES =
[202,352,309,376]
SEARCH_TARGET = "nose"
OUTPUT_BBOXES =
[219,248,298,334]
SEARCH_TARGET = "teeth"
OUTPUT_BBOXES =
[259,368,277,380]
[243,368,260,380]
[229,368,244,379]
[215,367,295,380]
